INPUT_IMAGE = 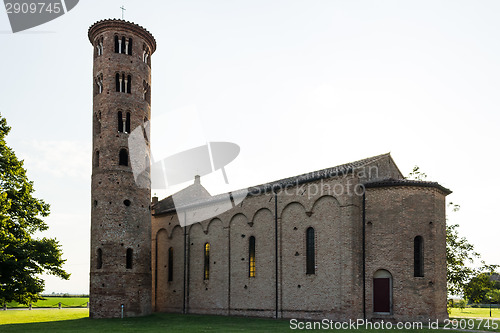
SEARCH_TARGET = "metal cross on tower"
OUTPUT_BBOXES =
[120,6,126,20]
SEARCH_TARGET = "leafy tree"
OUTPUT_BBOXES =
[0,114,69,305]
[457,299,467,311]
[464,272,495,303]
[486,289,500,304]
[446,222,480,296]
[407,166,428,181]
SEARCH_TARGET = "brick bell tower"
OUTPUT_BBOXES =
[88,20,156,318]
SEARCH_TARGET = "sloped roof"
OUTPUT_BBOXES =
[365,178,452,195]
[153,153,393,215]
[153,181,211,214]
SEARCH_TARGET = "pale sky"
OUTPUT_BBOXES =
[1,1,499,294]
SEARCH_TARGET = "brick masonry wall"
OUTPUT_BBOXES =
[364,186,448,322]
[89,20,155,319]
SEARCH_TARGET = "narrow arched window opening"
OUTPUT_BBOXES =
[119,148,128,166]
[117,111,123,132]
[249,236,256,277]
[94,150,99,168]
[120,36,125,54]
[95,74,103,95]
[168,247,173,282]
[115,73,120,92]
[96,248,102,269]
[306,227,315,274]
[143,80,151,104]
[145,154,150,173]
[128,38,133,55]
[125,112,131,133]
[95,37,103,57]
[121,74,126,93]
[93,112,101,135]
[126,75,131,94]
[204,243,210,280]
[414,236,424,277]
[126,248,133,269]
[114,35,119,53]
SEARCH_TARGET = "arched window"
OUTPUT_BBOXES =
[121,74,126,93]
[125,112,131,133]
[414,236,424,277]
[121,36,125,54]
[115,73,121,92]
[93,112,101,135]
[204,243,210,280]
[126,75,131,94]
[128,38,133,55]
[95,37,103,57]
[117,111,123,132]
[114,35,119,53]
[119,148,128,166]
[96,248,102,269]
[142,44,150,66]
[306,227,315,274]
[249,236,256,277]
[95,74,103,95]
[94,150,99,168]
[145,154,150,173]
[143,80,151,104]
[126,248,133,269]
[168,247,173,282]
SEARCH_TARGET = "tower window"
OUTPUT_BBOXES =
[115,73,120,92]
[128,38,133,55]
[119,148,128,166]
[142,44,151,66]
[249,236,256,277]
[97,248,102,269]
[125,112,131,133]
[126,248,133,269]
[95,37,103,57]
[118,111,123,132]
[204,242,210,280]
[116,73,131,93]
[93,111,101,135]
[95,74,103,95]
[143,80,151,104]
[414,236,424,277]
[114,35,133,55]
[168,247,173,282]
[306,227,315,274]
[94,150,99,168]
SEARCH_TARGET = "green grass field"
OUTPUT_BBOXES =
[5,297,89,308]
[450,307,500,318]
[0,308,498,333]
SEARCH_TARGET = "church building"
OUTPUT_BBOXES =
[151,152,450,322]
[88,19,450,322]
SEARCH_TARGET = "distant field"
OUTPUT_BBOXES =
[5,297,89,308]
[450,307,500,319]
[0,308,88,325]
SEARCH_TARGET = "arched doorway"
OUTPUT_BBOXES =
[373,269,392,314]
